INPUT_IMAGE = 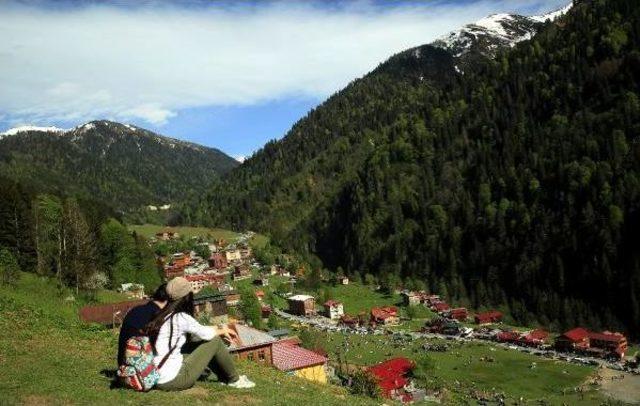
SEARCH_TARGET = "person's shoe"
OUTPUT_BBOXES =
[226,375,255,389]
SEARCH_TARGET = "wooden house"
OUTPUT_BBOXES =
[208,252,228,269]
[370,306,399,326]
[272,340,328,384]
[474,310,503,325]
[233,265,251,281]
[447,307,468,321]
[79,299,147,326]
[193,292,228,324]
[401,292,421,306]
[287,295,316,316]
[185,274,225,293]
[228,324,276,365]
[555,327,590,351]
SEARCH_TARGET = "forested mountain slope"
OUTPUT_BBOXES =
[197,0,640,335]
[0,120,238,211]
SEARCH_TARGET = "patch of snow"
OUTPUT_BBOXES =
[413,48,421,59]
[531,3,572,23]
[431,3,572,58]
[124,124,138,132]
[234,155,246,163]
[0,125,67,138]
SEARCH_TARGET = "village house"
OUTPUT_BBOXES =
[421,294,440,306]
[367,357,417,403]
[520,329,550,347]
[155,229,180,241]
[446,307,468,321]
[232,265,251,281]
[323,300,344,320]
[225,248,242,263]
[239,245,252,260]
[208,252,228,270]
[287,295,316,316]
[338,314,359,328]
[370,306,400,326]
[171,252,191,268]
[222,290,242,307]
[401,291,421,306]
[431,301,450,314]
[119,283,145,299]
[335,275,349,285]
[228,324,276,365]
[255,290,265,302]
[79,299,147,326]
[193,292,228,324]
[272,339,328,384]
[185,274,225,293]
[474,310,503,325]
[555,328,628,359]
[164,264,185,279]
[588,331,628,358]
[276,267,291,277]
[555,327,590,351]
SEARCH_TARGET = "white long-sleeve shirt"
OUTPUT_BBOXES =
[153,312,217,384]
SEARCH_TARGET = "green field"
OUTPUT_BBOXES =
[129,224,241,242]
[0,273,376,406]
[307,328,606,405]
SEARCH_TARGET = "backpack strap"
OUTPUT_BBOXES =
[156,315,179,370]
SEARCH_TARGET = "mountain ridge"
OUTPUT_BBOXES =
[0,120,238,211]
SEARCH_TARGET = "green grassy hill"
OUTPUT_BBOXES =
[0,273,375,405]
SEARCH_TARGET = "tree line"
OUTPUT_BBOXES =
[191,0,640,336]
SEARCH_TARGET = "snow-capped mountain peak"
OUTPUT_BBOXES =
[431,3,572,59]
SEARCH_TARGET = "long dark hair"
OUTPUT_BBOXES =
[145,292,195,349]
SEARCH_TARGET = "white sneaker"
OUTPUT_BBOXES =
[227,375,255,389]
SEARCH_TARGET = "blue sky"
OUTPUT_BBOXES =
[0,0,568,160]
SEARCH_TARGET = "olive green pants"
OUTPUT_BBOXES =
[156,337,239,391]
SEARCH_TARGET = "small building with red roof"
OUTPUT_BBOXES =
[555,327,590,351]
[272,340,328,384]
[323,300,344,320]
[474,310,503,325]
[370,306,399,326]
[367,357,415,402]
[448,307,468,321]
[432,302,451,313]
[520,329,550,347]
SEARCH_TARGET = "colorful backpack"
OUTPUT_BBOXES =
[117,335,175,392]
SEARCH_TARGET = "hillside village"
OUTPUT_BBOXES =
[78,226,640,404]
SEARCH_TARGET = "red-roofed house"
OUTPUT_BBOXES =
[79,299,147,326]
[432,301,450,313]
[185,274,225,293]
[588,331,627,359]
[520,329,550,347]
[555,327,590,351]
[447,307,468,321]
[323,300,344,320]
[370,306,399,326]
[255,290,265,301]
[368,357,415,402]
[496,330,520,343]
[474,310,503,325]
[272,340,328,384]
[208,252,228,269]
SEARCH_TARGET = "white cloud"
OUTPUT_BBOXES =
[0,0,567,126]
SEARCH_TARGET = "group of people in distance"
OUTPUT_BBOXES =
[117,277,255,391]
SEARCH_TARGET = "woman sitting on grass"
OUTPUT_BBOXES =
[145,277,255,390]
